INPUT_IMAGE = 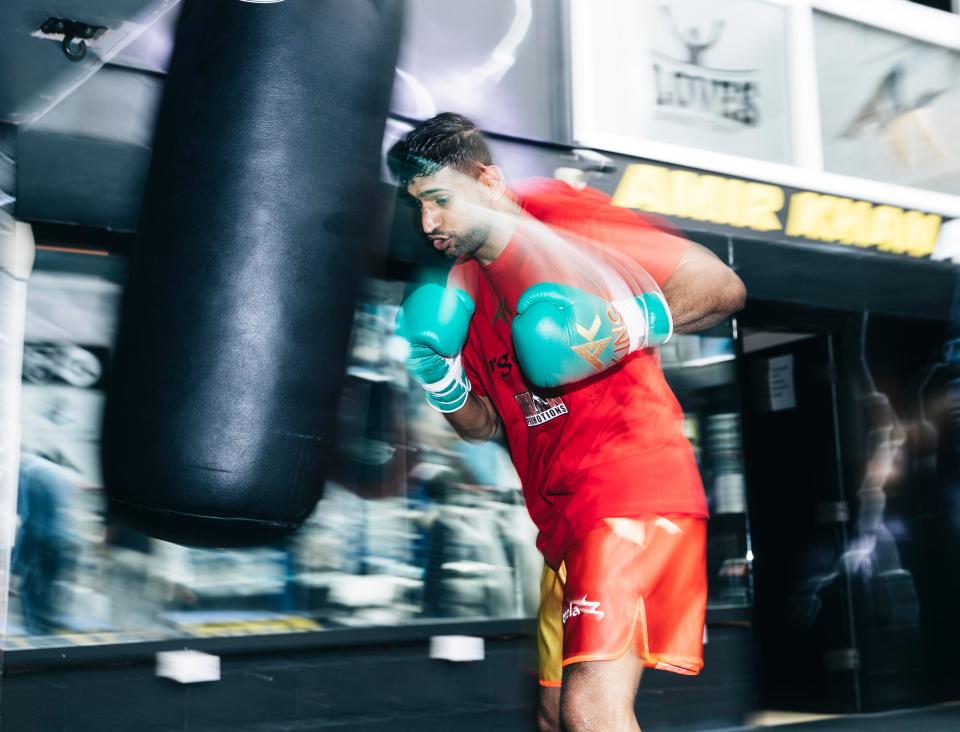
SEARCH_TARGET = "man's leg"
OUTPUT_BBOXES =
[537,563,565,732]
[537,684,561,732]
[561,654,644,732]
[556,517,707,731]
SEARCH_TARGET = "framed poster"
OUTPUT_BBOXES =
[814,10,960,196]
[572,0,793,164]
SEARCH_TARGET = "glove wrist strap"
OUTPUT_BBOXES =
[611,297,647,352]
[422,355,471,413]
[421,354,463,394]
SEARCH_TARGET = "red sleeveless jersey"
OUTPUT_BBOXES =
[448,179,707,568]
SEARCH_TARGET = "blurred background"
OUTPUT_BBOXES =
[0,0,959,730]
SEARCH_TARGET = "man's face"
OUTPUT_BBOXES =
[406,166,493,260]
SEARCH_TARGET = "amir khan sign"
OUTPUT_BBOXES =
[611,163,943,259]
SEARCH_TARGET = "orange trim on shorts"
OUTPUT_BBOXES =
[651,656,704,675]
[538,679,563,688]
[638,596,651,657]
[561,597,643,667]
[560,596,704,675]
[637,594,704,674]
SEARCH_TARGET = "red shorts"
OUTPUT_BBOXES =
[538,516,707,686]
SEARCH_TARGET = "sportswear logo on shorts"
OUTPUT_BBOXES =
[514,392,568,427]
[562,596,604,624]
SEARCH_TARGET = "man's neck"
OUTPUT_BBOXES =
[474,198,521,267]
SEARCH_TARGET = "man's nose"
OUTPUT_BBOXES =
[421,208,440,234]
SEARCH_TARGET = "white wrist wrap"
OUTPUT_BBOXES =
[426,378,471,413]
[422,355,464,394]
[423,355,471,413]
[611,297,648,352]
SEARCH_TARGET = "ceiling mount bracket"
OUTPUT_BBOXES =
[38,17,107,62]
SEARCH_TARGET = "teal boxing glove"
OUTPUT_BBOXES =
[512,282,672,388]
[397,284,475,413]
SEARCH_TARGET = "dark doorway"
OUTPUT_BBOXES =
[739,323,863,713]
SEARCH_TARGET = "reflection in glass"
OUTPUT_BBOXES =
[8,253,748,650]
[7,262,539,648]
[662,328,752,607]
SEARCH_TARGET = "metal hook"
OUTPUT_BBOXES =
[62,34,86,62]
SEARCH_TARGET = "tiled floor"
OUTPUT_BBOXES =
[748,711,843,726]
[216,702,960,731]
[739,703,960,732]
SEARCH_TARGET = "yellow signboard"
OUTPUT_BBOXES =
[611,163,942,258]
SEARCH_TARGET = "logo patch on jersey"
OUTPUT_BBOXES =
[487,352,513,378]
[493,295,512,325]
[514,392,568,427]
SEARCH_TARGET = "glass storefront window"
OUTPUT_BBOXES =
[662,322,753,608]
[8,250,751,652]
[7,255,540,650]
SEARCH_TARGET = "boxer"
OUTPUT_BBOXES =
[391,113,745,732]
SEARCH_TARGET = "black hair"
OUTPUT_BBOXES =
[387,112,493,187]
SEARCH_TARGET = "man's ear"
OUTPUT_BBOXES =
[478,165,506,201]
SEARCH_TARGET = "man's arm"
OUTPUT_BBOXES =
[661,242,746,334]
[444,392,499,442]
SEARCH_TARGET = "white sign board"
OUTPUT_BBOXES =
[572,0,793,164]
[768,354,797,412]
[815,11,960,196]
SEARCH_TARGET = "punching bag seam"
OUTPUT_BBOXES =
[108,498,298,529]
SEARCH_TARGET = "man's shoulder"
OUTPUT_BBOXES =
[513,178,611,224]
[513,177,678,241]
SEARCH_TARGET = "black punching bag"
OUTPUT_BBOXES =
[102,0,403,547]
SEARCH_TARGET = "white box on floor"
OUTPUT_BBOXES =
[156,650,220,683]
[430,635,485,662]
